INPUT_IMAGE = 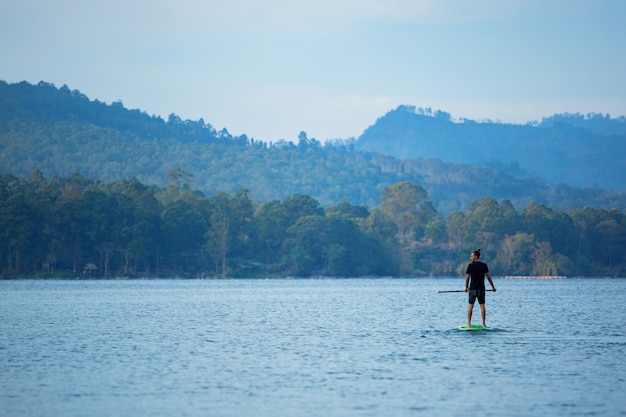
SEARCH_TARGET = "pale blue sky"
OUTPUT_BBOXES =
[1,0,625,142]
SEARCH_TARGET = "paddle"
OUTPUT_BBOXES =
[437,289,495,293]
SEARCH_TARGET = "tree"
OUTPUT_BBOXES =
[0,194,37,273]
[161,168,194,203]
[160,199,207,273]
[532,241,557,276]
[282,193,324,221]
[52,187,94,274]
[581,208,626,276]
[462,197,500,253]
[253,200,288,268]
[325,199,370,221]
[497,232,535,275]
[445,211,465,249]
[522,202,578,258]
[118,178,161,274]
[283,215,330,276]
[494,199,521,237]
[205,189,254,276]
[378,182,429,249]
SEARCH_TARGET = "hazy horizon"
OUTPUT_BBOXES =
[2,0,625,142]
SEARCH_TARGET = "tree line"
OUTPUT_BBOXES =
[1,171,625,278]
[4,80,626,216]
[357,105,626,191]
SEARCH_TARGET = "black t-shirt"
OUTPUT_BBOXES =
[466,261,489,290]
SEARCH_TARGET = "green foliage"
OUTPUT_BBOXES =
[1,174,626,278]
[357,105,626,191]
[2,80,626,277]
[2,80,626,215]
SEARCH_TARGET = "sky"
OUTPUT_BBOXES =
[1,0,625,142]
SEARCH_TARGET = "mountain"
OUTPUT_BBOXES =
[2,80,626,213]
[355,105,626,191]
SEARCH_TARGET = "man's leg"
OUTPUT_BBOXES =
[466,303,474,327]
[479,303,487,327]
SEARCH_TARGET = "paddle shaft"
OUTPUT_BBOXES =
[437,289,495,293]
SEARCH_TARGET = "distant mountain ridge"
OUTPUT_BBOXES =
[0,80,245,145]
[355,105,626,191]
[2,80,626,213]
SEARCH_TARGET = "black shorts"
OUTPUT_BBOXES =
[469,289,486,305]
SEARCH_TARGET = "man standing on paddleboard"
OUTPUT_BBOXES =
[464,248,496,328]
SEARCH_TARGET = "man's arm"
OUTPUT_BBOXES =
[486,272,496,292]
[465,273,470,292]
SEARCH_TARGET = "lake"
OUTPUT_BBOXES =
[1,278,625,417]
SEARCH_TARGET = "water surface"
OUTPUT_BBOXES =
[1,278,625,416]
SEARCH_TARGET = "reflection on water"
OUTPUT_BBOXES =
[1,278,625,416]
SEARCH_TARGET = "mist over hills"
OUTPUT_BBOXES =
[355,105,626,191]
[2,80,626,213]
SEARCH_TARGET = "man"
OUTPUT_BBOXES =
[464,248,496,328]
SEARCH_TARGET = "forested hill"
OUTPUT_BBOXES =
[2,80,626,213]
[0,80,249,145]
[355,105,626,191]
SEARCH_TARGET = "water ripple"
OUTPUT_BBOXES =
[1,278,625,417]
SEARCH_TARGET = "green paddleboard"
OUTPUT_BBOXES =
[459,324,493,331]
